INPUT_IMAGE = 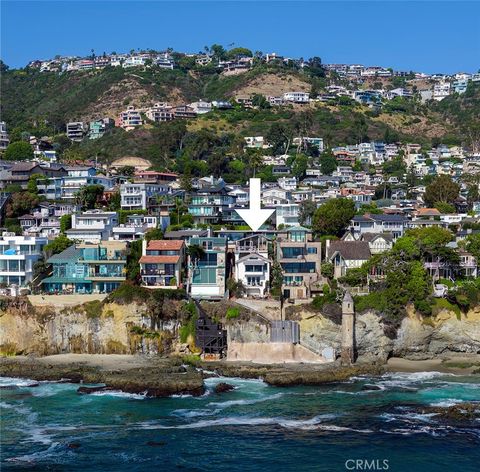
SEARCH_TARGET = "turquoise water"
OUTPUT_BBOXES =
[1,371,479,471]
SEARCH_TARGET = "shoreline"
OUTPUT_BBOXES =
[1,354,479,396]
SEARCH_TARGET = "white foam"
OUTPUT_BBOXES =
[90,390,147,400]
[171,408,221,418]
[0,376,39,388]
[208,392,284,408]
[5,442,62,463]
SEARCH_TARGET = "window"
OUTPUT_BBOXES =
[245,264,264,272]
[307,247,317,254]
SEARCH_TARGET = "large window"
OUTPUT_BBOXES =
[282,247,304,258]
[282,262,316,274]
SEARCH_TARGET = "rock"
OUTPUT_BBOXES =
[214,382,234,394]
[361,384,382,391]
[77,385,110,395]
[67,443,81,449]
[423,402,480,423]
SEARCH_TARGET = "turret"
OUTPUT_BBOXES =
[341,291,355,365]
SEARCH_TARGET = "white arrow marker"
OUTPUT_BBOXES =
[236,178,275,231]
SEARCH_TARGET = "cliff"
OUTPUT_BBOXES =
[0,298,186,356]
[288,305,480,362]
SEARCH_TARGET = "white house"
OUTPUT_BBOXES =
[0,234,48,287]
[283,92,310,103]
[65,210,118,243]
[120,182,168,210]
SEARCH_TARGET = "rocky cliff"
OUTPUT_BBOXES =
[0,298,185,356]
[288,305,480,362]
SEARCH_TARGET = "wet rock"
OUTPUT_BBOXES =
[67,443,81,449]
[424,402,480,422]
[361,384,382,391]
[214,382,234,394]
[146,441,166,447]
[77,385,110,395]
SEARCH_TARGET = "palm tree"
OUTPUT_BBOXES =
[247,149,264,177]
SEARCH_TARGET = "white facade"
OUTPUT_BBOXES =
[0,234,48,287]
[66,211,118,243]
[0,121,9,151]
[120,182,168,210]
[283,92,310,103]
[235,253,270,298]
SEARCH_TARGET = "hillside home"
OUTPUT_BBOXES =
[119,106,143,130]
[0,122,9,150]
[326,240,371,279]
[0,234,48,287]
[277,226,322,299]
[146,103,174,122]
[120,182,168,210]
[88,118,115,139]
[65,210,118,243]
[66,122,87,142]
[350,214,408,239]
[188,186,236,225]
[283,92,310,103]
[139,239,185,289]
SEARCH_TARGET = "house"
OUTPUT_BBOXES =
[119,106,143,130]
[0,162,67,190]
[66,122,87,142]
[283,92,310,103]
[234,234,271,298]
[173,105,197,119]
[65,210,118,243]
[42,241,127,294]
[188,186,237,225]
[120,182,168,210]
[277,226,323,299]
[146,103,174,122]
[0,122,9,150]
[110,214,158,241]
[0,234,48,287]
[155,53,175,69]
[139,239,185,289]
[189,100,212,115]
[188,237,227,299]
[350,214,409,239]
[433,81,451,101]
[88,118,115,139]
[326,240,371,279]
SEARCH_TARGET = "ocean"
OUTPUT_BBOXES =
[1,371,479,471]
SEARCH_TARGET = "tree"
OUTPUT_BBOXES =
[312,198,356,237]
[187,245,206,266]
[319,152,337,175]
[4,141,33,161]
[270,261,283,298]
[246,149,264,177]
[434,202,456,214]
[44,235,73,257]
[251,94,270,109]
[6,192,39,217]
[117,165,135,176]
[292,154,308,179]
[465,234,480,261]
[298,199,317,226]
[76,184,104,209]
[126,240,142,282]
[424,175,460,207]
[27,174,44,193]
[60,214,72,233]
[145,228,164,241]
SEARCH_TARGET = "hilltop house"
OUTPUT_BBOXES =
[139,239,185,289]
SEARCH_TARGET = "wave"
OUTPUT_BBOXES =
[208,392,284,408]
[171,408,221,418]
[89,390,147,400]
[0,376,39,388]
[5,442,63,463]
[170,394,193,398]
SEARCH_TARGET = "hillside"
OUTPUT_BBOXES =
[1,62,478,178]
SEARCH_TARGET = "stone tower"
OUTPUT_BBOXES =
[341,291,355,365]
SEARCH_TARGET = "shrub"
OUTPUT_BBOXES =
[84,300,103,319]
[226,307,240,319]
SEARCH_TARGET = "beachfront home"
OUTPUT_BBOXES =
[276,226,322,299]
[188,237,227,299]
[42,241,127,294]
[0,234,48,287]
[326,240,371,279]
[65,210,118,243]
[139,239,185,289]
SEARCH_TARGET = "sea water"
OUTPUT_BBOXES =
[1,372,479,471]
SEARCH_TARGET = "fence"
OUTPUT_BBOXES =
[270,320,300,343]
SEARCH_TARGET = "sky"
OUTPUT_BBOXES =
[1,1,479,73]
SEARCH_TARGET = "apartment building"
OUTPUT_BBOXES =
[0,234,48,287]
[139,239,185,289]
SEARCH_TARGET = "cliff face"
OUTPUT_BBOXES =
[293,306,480,362]
[0,301,182,356]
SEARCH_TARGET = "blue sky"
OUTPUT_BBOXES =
[1,1,479,73]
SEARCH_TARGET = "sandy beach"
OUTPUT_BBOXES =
[387,356,480,374]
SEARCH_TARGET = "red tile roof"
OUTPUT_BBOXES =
[147,240,184,251]
[139,255,181,264]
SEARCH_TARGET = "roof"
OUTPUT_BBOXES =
[286,225,311,232]
[417,208,441,217]
[139,255,180,264]
[164,230,208,239]
[11,162,40,172]
[236,253,270,264]
[146,240,184,251]
[327,241,371,261]
[360,232,394,243]
[47,245,81,264]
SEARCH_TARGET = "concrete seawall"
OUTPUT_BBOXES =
[227,341,328,364]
